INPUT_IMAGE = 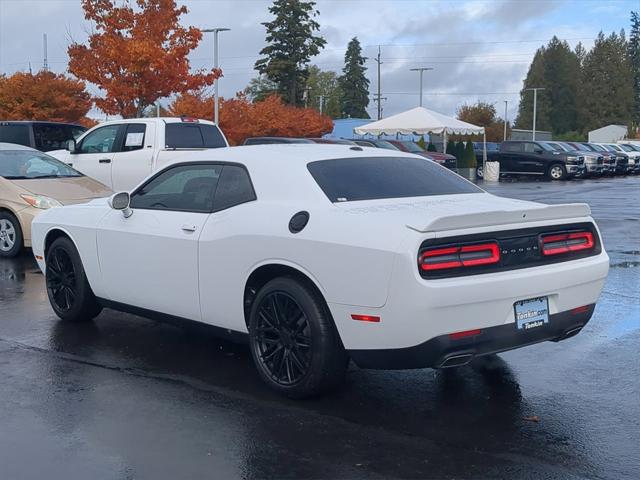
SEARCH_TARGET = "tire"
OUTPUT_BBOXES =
[45,236,102,322]
[547,163,566,181]
[248,276,348,398]
[0,211,23,258]
[476,166,484,179]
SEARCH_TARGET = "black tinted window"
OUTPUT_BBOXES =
[502,142,522,152]
[131,164,222,212]
[0,124,30,147]
[214,165,256,211]
[33,124,83,151]
[122,123,146,152]
[165,123,226,148]
[308,157,481,203]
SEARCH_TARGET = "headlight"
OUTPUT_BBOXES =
[20,194,63,210]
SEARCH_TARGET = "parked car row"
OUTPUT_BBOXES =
[479,140,640,180]
[242,136,460,171]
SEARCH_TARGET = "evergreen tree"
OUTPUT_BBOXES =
[446,139,456,155]
[426,141,437,152]
[339,37,370,118]
[454,141,465,161]
[579,31,635,132]
[306,65,342,118]
[255,0,326,106]
[515,48,551,132]
[244,75,279,102]
[629,11,640,123]
[543,37,580,134]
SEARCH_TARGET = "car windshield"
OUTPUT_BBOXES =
[307,156,481,203]
[546,142,566,152]
[588,144,605,152]
[580,143,597,152]
[568,143,590,152]
[375,140,400,150]
[538,142,555,151]
[399,141,424,153]
[0,150,82,179]
[619,144,637,152]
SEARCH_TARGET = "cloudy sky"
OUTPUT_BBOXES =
[0,0,636,120]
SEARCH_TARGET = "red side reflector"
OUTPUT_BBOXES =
[420,242,500,271]
[541,231,594,256]
[351,314,381,323]
[449,329,482,340]
[571,305,590,315]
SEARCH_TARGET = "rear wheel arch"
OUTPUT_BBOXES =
[243,263,331,328]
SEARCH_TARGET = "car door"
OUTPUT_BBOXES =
[68,124,122,188]
[517,142,547,174]
[497,142,521,172]
[198,164,257,330]
[110,122,155,191]
[96,163,223,320]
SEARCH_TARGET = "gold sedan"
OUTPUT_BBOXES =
[0,142,112,257]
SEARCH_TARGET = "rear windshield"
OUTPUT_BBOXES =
[307,157,481,203]
[165,123,226,149]
[0,124,30,147]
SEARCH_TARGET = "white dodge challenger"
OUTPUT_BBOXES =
[31,145,609,397]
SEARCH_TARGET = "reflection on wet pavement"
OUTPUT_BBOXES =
[1,176,638,479]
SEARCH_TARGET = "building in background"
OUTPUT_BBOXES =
[588,125,628,143]
[510,129,553,141]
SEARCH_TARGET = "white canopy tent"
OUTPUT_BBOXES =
[353,106,488,169]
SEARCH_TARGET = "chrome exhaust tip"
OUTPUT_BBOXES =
[439,353,474,368]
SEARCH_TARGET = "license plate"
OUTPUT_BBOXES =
[514,297,549,330]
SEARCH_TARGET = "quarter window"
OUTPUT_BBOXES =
[165,124,226,149]
[78,125,120,154]
[130,164,222,213]
[213,165,256,211]
[502,142,523,153]
[0,124,30,147]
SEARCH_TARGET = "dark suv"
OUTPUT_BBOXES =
[490,141,586,180]
[0,121,86,152]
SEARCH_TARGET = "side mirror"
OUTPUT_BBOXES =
[66,139,77,153]
[534,148,543,154]
[108,192,133,218]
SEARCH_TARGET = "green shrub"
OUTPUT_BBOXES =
[462,141,477,168]
[446,139,456,155]
[427,141,437,152]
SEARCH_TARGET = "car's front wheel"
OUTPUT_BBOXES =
[248,277,348,398]
[0,211,23,258]
[547,163,567,180]
[45,236,102,322]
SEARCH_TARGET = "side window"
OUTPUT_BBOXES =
[200,125,226,148]
[165,124,203,148]
[78,125,120,154]
[0,124,30,147]
[33,124,74,152]
[503,142,523,153]
[122,123,146,152]
[523,143,537,153]
[213,165,256,211]
[130,164,222,213]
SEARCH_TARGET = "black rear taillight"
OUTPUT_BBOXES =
[420,242,500,272]
[540,231,594,256]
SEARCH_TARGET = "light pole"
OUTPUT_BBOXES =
[410,67,433,107]
[503,100,508,141]
[202,27,230,125]
[525,87,545,140]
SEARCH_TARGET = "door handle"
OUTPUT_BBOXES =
[99,158,111,164]
[181,224,197,233]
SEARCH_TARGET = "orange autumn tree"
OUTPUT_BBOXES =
[68,0,220,118]
[168,93,333,145]
[0,71,92,123]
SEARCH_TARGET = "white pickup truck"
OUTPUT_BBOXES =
[50,117,229,191]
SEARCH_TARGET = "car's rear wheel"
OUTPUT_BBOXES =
[547,163,567,180]
[248,277,348,398]
[45,237,102,322]
[0,211,22,258]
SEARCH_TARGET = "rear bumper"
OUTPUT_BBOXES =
[349,304,595,369]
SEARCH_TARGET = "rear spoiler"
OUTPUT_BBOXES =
[408,203,592,234]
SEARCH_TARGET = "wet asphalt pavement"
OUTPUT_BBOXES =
[1,176,639,480]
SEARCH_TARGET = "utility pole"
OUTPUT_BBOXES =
[319,95,325,115]
[202,28,231,125]
[303,86,311,108]
[503,100,508,141]
[409,67,433,107]
[43,33,48,71]
[525,87,545,140]
[374,45,382,120]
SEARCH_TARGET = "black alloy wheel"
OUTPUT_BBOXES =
[253,291,312,386]
[46,245,77,312]
[248,277,348,398]
[45,236,102,322]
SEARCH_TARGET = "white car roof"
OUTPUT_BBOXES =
[0,142,38,151]
[165,144,429,205]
